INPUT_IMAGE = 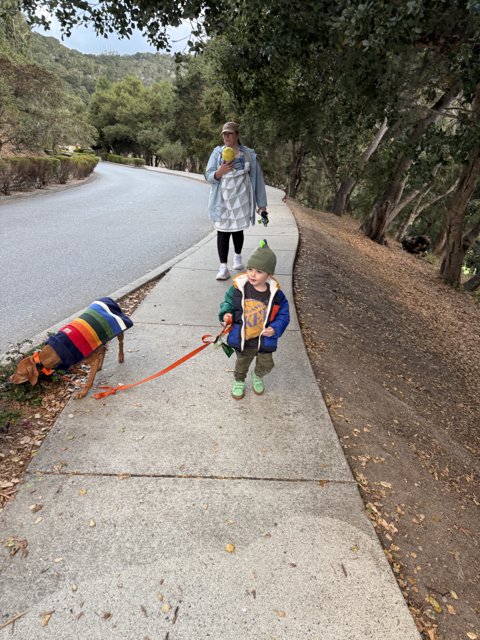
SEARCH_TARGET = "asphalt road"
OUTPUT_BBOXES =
[0,161,211,355]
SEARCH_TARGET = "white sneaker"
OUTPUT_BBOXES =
[216,264,230,280]
[232,253,244,270]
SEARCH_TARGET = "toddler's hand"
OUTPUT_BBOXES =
[262,326,275,337]
[223,313,233,328]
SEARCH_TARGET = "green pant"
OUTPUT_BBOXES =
[234,348,274,381]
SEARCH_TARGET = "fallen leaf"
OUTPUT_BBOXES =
[161,604,171,614]
[157,593,164,602]
[103,611,112,620]
[89,519,96,527]
[72,584,78,592]
[79,489,88,496]
[41,611,54,626]
[276,610,286,618]
[225,543,235,553]
[467,633,477,640]
[446,603,456,615]
[451,591,458,600]
[4,537,28,558]
[426,595,442,614]
[29,503,43,513]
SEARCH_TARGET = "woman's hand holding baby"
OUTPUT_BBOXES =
[214,161,234,180]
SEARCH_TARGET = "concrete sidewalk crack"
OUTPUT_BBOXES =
[29,470,356,484]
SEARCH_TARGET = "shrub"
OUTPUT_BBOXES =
[102,153,144,167]
[0,154,97,194]
[54,156,75,184]
[0,156,59,194]
[72,153,99,178]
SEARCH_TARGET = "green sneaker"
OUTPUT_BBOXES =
[252,371,265,395]
[232,380,246,400]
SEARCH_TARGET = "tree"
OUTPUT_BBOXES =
[360,84,462,243]
[88,76,150,155]
[441,85,480,285]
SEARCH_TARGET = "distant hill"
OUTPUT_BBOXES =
[30,33,177,103]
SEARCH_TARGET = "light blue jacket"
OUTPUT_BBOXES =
[205,144,267,223]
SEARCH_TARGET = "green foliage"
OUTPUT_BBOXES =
[28,33,176,102]
[102,153,144,166]
[0,408,22,430]
[0,342,65,406]
[0,13,98,153]
[0,153,97,194]
[154,141,187,170]
[0,156,57,194]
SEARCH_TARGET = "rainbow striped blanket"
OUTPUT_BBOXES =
[46,298,133,369]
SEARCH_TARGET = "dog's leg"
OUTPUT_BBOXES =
[97,345,107,371]
[118,332,125,363]
[75,346,106,399]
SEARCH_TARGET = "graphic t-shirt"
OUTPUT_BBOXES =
[244,282,270,348]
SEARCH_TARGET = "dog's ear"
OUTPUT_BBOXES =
[9,356,38,386]
[23,357,39,386]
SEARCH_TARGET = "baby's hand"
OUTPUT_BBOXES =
[262,326,275,337]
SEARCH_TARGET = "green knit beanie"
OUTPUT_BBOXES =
[247,239,277,274]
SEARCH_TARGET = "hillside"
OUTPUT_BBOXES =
[29,33,177,102]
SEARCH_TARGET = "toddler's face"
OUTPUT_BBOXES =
[246,268,270,289]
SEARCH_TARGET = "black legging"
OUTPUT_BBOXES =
[217,230,244,263]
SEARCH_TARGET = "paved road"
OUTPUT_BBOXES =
[0,161,211,354]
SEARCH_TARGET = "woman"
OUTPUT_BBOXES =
[205,121,268,280]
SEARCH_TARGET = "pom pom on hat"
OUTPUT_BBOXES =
[247,239,277,274]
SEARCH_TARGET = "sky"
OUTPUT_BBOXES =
[33,16,192,56]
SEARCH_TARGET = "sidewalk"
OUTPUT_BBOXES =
[0,184,420,639]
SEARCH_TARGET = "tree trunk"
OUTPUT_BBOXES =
[440,151,480,284]
[286,140,307,197]
[332,118,388,216]
[441,84,480,285]
[361,83,462,243]
[464,273,480,291]
[332,176,357,216]
[433,227,448,256]
[389,188,421,226]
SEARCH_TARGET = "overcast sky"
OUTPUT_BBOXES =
[34,18,192,56]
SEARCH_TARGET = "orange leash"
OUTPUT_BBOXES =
[93,323,232,400]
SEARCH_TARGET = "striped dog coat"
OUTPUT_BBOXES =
[46,298,133,369]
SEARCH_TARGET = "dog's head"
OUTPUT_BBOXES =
[9,356,40,387]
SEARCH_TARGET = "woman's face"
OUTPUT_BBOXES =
[222,131,239,147]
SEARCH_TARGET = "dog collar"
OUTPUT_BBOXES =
[32,352,54,376]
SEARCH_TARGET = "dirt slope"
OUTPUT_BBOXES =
[290,198,479,640]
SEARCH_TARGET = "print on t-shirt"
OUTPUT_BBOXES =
[244,298,267,341]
